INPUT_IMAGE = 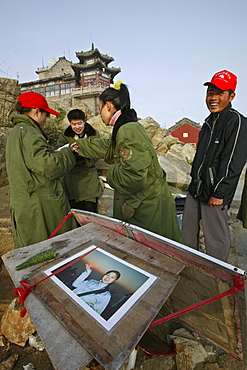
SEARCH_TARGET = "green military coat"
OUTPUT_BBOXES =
[55,124,102,203]
[76,117,181,243]
[6,115,77,248]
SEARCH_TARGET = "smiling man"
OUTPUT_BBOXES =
[182,70,247,261]
[55,109,103,212]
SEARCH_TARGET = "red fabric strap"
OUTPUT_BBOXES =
[47,212,73,239]
[149,274,245,328]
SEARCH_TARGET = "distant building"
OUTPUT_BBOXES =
[167,117,201,144]
[20,44,121,115]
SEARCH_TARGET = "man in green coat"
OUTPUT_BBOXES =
[55,109,103,212]
[6,92,77,248]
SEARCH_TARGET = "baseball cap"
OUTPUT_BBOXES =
[18,91,59,115]
[203,70,237,92]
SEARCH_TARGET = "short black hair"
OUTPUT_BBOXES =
[67,109,85,122]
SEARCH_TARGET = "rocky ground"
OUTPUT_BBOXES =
[1,184,247,370]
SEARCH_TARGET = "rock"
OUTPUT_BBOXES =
[0,354,18,370]
[98,188,114,217]
[0,77,20,125]
[1,298,36,346]
[23,364,35,370]
[168,143,196,164]
[156,135,180,155]
[217,353,244,369]
[135,349,176,369]
[158,153,192,188]
[29,333,45,351]
[88,115,112,135]
[171,328,208,369]
[151,127,168,149]
[139,116,161,138]
[0,335,7,346]
[0,127,12,187]
[204,363,220,369]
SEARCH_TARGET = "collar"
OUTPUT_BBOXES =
[211,102,232,120]
[109,110,122,126]
[111,109,138,147]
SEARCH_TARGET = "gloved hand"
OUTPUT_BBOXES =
[122,203,135,221]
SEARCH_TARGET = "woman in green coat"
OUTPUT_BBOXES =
[6,92,77,248]
[55,109,102,212]
[72,82,181,243]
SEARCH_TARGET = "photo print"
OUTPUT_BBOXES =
[44,246,157,330]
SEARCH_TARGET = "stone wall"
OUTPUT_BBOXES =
[0,127,11,187]
[0,78,20,126]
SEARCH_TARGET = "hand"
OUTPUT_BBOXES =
[208,197,223,207]
[122,203,135,221]
[70,142,79,153]
[85,263,91,270]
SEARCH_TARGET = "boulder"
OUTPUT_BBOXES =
[139,116,161,138]
[1,298,36,346]
[156,135,180,155]
[171,328,210,370]
[151,128,169,149]
[88,115,112,135]
[158,152,192,189]
[167,143,196,164]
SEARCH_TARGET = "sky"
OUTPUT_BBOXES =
[1,0,247,128]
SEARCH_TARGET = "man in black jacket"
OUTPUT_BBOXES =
[182,70,247,261]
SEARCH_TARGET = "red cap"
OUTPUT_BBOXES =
[18,91,59,115]
[203,70,237,92]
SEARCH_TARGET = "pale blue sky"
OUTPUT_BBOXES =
[1,0,247,128]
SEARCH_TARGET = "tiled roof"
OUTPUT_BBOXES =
[167,117,201,134]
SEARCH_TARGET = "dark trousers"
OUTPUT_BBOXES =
[69,199,98,213]
[182,192,230,262]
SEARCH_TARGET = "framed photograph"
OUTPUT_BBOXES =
[44,245,157,331]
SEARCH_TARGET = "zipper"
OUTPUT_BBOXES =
[209,167,214,186]
[197,115,219,179]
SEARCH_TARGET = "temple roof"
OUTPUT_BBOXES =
[75,45,114,66]
[167,117,201,134]
[71,59,121,83]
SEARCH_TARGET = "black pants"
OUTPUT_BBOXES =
[69,199,98,213]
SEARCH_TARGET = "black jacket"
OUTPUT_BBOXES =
[189,103,247,205]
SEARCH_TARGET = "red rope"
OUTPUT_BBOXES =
[47,212,73,239]
[149,274,245,328]
[14,223,127,317]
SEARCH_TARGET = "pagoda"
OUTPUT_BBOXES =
[72,44,121,88]
[19,45,121,115]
